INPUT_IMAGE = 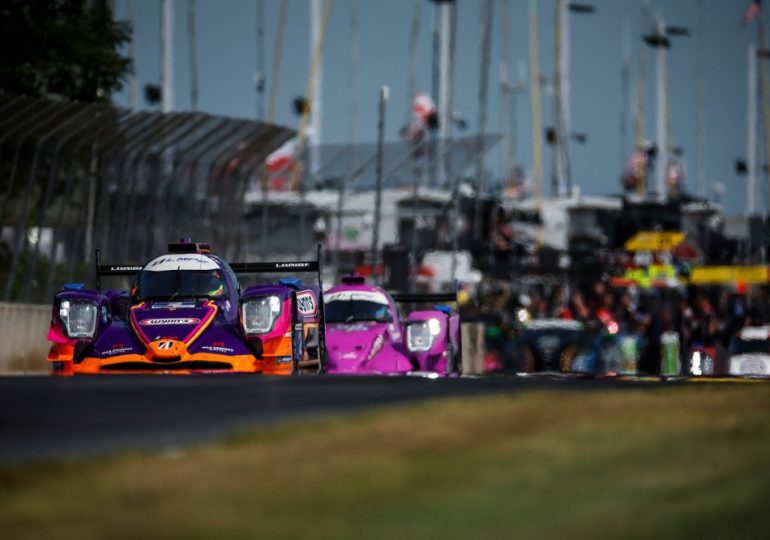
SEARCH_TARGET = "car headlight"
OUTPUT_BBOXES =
[58,300,98,339]
[406,318,442,352]
[690,350,714,376]
[242,295,282,335]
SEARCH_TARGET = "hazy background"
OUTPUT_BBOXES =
[112,0,764,215]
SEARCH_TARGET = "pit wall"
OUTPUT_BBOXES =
[0,303,51,373]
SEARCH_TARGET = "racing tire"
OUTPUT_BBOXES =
[318,348,328,374]
[304,327,320,360]
[512,346,535,373]
[73,341,92,365]
[559,345,577,373]
[446,345,461,375]
[291,324,305,376]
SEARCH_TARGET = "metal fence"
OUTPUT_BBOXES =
[0,92,294,303]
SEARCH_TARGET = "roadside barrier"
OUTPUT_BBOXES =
[460,323,486,375]
[613,335,639,375]
[660,331,681,377]
[0,302,50,373]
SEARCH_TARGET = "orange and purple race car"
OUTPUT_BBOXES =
[46,240,326,375]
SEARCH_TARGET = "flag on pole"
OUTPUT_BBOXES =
[412,92,437,123]
[265,137,295,173]
[401,92,438,143]
[264,137,297,190]
[742,0,762,25]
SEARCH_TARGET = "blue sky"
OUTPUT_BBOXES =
[113,0,766,215]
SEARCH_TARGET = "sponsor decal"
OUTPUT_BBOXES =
[296,291,318,315]
[332,324,373,332]
[325,290,390,305]
[200,341,234,354]
[145,254,218,272]
[110,265,142,272]
[140,318,200,326]
[103,346,134,356]
[152,302,195,310]
[225,300,231,312]
[201,345,235,354]
[157,340,176,350]
[275,262,311,268]
[276,356,292,363]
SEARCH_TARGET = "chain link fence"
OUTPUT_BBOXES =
[0,92,294,303]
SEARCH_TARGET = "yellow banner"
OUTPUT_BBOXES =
[622,264,678,288]
[689,266,769,285]
[624,231,685,251]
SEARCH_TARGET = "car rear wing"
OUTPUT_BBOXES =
[231,244,327,373]
[391,292,458,304]
[391,281,459,306]
[93,249,143,291]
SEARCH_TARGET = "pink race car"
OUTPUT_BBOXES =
[323,276,461,376]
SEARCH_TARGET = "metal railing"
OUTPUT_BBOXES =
[0,93,294,303]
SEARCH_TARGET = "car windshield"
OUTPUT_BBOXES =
[137,269,227,300]
[730,339,770,355]
[325,300,392,323]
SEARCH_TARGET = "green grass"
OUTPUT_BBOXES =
[1,384,769,539]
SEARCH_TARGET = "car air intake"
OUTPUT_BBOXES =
[101,361,233,371]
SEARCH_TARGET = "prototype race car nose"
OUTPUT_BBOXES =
[147,339,188,361]
[326,324,388,368]
[131,302,216,344]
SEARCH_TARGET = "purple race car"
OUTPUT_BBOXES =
[323,276,461,375]
[46,240,326,375]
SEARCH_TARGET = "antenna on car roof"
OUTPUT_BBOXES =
[95,248,101,292]
[317,243,328,374]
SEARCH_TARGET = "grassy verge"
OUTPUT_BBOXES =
[1,384,769,539]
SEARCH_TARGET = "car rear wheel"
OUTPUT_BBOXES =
[446,345,461,375]
[512,346,535,373]
[560,345,577,373]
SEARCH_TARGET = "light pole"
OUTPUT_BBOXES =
[160,0,174,113]
[370,86,388,286]
[552,2,595,197]
[748,42,758,215]
[642,17,689,199]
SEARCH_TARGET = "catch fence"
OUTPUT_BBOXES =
[0,92,294,303]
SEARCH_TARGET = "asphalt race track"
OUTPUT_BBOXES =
[0,374,673,464]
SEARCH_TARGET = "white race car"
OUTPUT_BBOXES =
[726,326,770,377]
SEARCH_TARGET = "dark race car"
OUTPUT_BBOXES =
[46,240,326,375]
[507,319,619,375]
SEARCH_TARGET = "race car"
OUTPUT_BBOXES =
[46,240,326,375]
[689,326,770,377]
[323,276,461,375]
[507,319,620,375]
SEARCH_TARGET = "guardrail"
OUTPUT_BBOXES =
[0,302,50,373]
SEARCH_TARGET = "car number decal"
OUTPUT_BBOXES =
[296,291,318,315]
